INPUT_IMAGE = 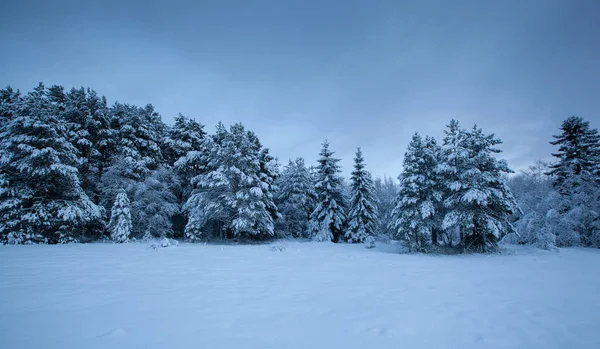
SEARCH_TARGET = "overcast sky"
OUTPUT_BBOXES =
[2,0,599,178]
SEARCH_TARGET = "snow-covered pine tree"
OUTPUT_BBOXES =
[184,123,277,240]
[548,116,600,194]
[275,157,317,237]
[0,86,21,124]
[440,123,517,252]
[165,113,206,166]
[108,103,165,181]
[131,166,179,239]
[109,189,132,243]
[166,114,207,237]
[58,86,111,205]
[310,140,346,242]
[546,116,600,246]
[373,175,399,239]
[391,133,441,251]
[100,103,166,210]
[0,83,101,244]
[345,148,377,243]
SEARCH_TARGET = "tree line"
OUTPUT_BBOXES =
[0,83,598,251]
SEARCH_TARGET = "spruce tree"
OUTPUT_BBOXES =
[0,83,101,244]
[109,189,132,243]
[346,148,378,243]
[0,86,21,124]
[276,158,317,237]
[548,116,600,194]
[185,123,277,240]
[439,123,517,251]
[59,86,111,204]
[391,133,441,251]
[310,140,346,242]
[165,113,206,166]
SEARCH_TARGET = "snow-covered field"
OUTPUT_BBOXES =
[1,242,599,349]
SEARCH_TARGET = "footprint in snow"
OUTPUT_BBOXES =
[98,328,126,338]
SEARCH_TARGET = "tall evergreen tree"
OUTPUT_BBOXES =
[184,123,277,240]
[391,134,441,251]
[50,86,112,205]
[548,116,600,194]
[310,140,346,242]
[0,83,100,244]
[0,86,21,124]
[346,148,377,243]
[165,113,206,166]
[439,123,517,251]
[275,157,317,237]
[109,189,132,243]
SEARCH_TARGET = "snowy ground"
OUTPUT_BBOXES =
[1,242,599,349]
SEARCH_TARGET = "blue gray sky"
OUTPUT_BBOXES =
[2,0,599,178]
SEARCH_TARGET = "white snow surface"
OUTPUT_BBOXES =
[1,242,599,349]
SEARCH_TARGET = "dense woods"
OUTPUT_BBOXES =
[1,84,598,251]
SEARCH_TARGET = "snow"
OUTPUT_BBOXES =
[1,242,599,349]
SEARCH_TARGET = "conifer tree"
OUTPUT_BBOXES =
[548,116,600,193]
[391,134,441,251]
[276,158,317,237]
[439,122,517,251]
[0,83,100,244]
[185,123,277,240]
[346,148,377,243]
[109,189,132,243]
[310,140,346,242]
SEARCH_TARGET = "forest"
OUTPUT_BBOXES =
[1,83,598,252]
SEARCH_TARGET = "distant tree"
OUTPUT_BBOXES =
[373,175,399,239]
[345,148,378,243]
[548,116,600,194]
[131,167,179,239]
[310,140,346,242]
[546,117,600,247]
[109,189,132,243]
[0,83,101,244]
[0,86,21,124]
[275,157,316,237]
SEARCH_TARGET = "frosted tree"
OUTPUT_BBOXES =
[0,86,21,124]
[108,103,165,181]
[275,157,317,237]
[310,140,346,242]
[391,134,442,251]
[131,167,179,239]
[548,116,600,193]
[184,123,277,240]
[57,86,111,204]
[100,103,166,210]
[165,113,206,166]
[507,161,561,250]
[373,175,399,239]
[546,116,600,246]
[109,189,132,243]
[0,83,101,244]
[345,148,378,243]
[439,122,517,252]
